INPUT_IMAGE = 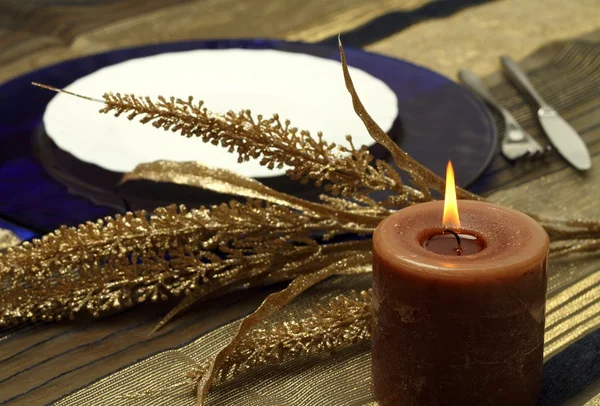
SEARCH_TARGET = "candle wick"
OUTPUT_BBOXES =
[443,229,463,253]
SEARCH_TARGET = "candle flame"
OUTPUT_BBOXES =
[442,160,460,230]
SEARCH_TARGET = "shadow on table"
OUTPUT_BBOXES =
[317,0,493,48]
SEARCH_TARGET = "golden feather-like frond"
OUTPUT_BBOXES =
[193,252,372,404]
[101,92,411,204]
[0,200,370,328]
[188,289,372,385]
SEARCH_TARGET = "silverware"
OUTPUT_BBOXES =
[500,56,591,171]
[458,68,546,161]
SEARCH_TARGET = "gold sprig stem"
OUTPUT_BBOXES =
[32,82,104,103]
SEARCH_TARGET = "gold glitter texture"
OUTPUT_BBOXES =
[122,160,383,228]
[194,252,372,404]
[0,202,370,328]
[100,89,447,210]
[202,289,372,383]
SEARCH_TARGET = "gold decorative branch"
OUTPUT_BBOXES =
[529,213,600,241]
[188,289,371,383]
[193,252,372,405]
[152,239,372,332]
[120,288,372,401]
[0,229,20,250]
[337,38,481,203]
[122,160,385,227]
[0,201,370,328]
[100,91,411,205]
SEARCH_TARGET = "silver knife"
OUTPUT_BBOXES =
[500,56,591,171]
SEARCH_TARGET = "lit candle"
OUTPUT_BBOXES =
[371,162,549,406]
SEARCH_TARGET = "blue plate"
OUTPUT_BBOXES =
[0,39,496,233]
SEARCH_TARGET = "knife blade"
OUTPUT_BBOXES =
[537,107,591,170]
[500,56,591,171]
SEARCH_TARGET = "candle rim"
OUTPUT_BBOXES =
[374,200,549,278]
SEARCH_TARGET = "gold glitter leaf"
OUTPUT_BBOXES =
[122,160,382,227]
[194,252,372,405]
[98,91,409,204]
[121,287,372,401]
[0,201,370,328]
[189,289,372,384]
[337,37,481,203]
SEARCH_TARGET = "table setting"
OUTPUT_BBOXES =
[1,0,599,405]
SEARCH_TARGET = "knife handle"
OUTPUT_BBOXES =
[500,56,548,109]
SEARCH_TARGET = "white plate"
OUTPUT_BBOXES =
[43,49,398,178]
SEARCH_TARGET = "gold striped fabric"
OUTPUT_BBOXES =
[488,153,600,359]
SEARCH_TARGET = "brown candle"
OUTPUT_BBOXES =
[371,165,549,406]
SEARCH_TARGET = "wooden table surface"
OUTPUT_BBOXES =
[2,0,600,84]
